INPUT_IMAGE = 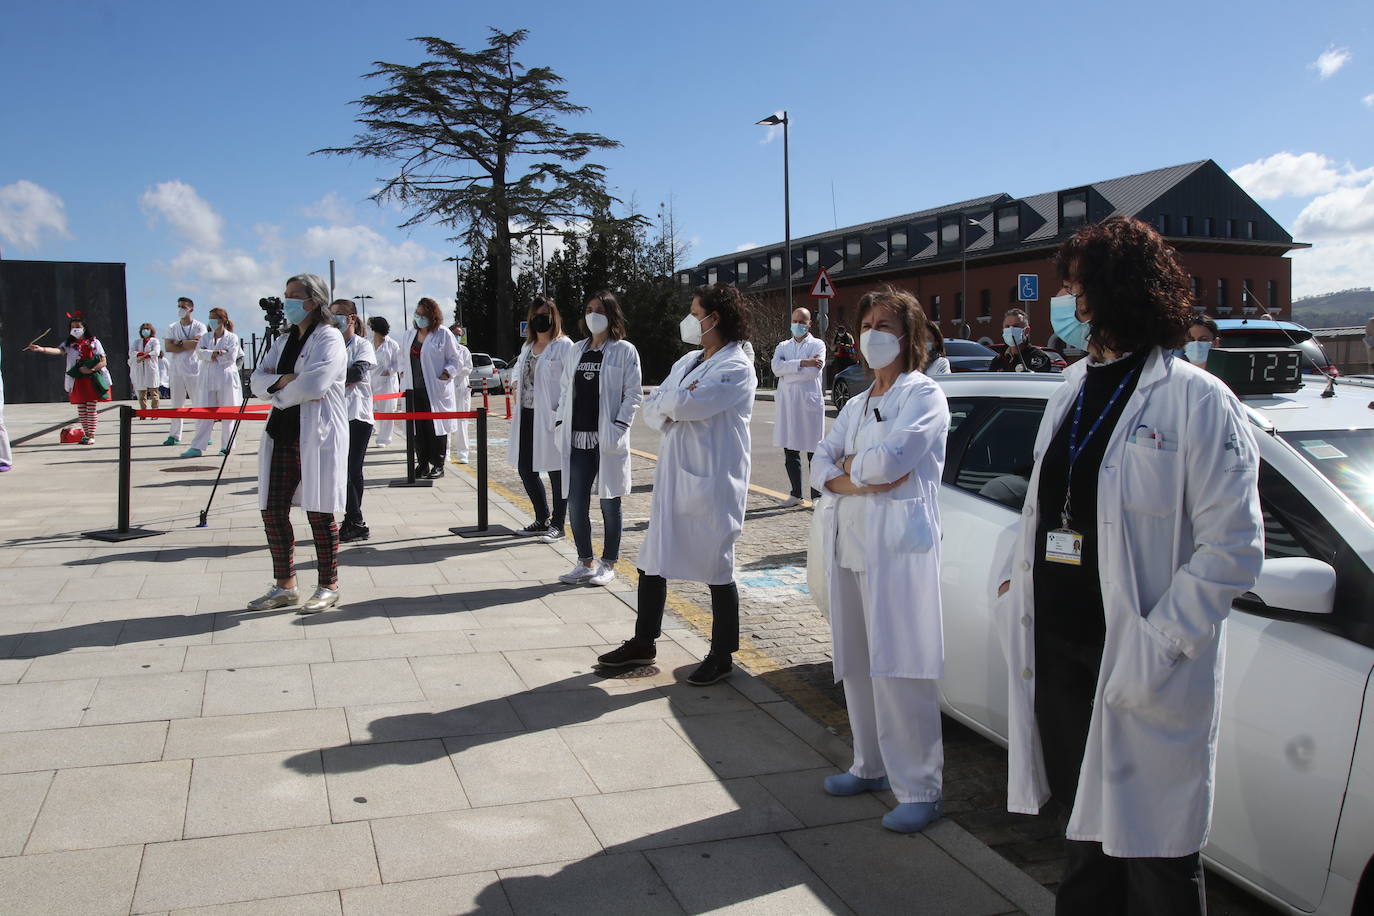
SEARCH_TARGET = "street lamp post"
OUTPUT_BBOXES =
[959,217,980,338]
[352,294,374,318]
[392,277,415,314]
[443,256,469,328]
[755,111,792,318]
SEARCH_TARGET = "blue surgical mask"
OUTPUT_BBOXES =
[414,314,429,329]
[1049,294,1090,351]
[1002,326,1026,348]
[282,298,309,325]
[1183,340,1212,364]
[790,322,808,339]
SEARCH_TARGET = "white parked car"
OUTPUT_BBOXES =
[468,352,502,391]
[934,366,1374,916]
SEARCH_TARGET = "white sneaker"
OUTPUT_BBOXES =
[559,562,597,584]
[779,495,802,508]
[588,561,617,587]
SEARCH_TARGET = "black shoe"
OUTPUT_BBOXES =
[340,523,370,543]
[686,654,733,686]
[425,467,445,479]
[413,465,429,479]
[516,521,550,537]
[597,639,656,668]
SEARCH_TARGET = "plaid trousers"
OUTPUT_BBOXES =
[261,437,339,587]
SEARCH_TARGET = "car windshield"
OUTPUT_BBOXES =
[471,354,493,367]
[1279,429,1374,521]
[945,340,995,357]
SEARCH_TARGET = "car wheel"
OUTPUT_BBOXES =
[833,380,849,411]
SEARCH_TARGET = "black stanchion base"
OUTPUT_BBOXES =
[83,527,165,543]
[450,525,515,539]
[388,479,434,488]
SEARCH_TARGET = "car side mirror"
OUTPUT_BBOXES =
[1241,557,1337,616]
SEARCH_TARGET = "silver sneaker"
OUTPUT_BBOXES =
[247,586,299,611]
[298,587,340,615]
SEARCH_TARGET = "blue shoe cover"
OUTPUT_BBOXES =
[180,448,203,458]
[882,800,942,833]
[823,772,890,796]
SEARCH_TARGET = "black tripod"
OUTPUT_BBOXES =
[196,326,280,527]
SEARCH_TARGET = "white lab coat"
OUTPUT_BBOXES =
[343,334,377,426]
[637,341,757,585]
[129,336,162,390]
[925,356,951,375]
[811,370,949,680]
[507,336,574,473]
[194,330,242,405]
[250,322,348,514]
[401,326,464,435]
[369,336,402,443]
[164,319,206,376]
[771,334,826,452]
[554,338,643,499]
[449,342,474,456]
[998,348,1263,858]
[158,356,170,389]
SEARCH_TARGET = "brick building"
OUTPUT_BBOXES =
[679,160,1309,349]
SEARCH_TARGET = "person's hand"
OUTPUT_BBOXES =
[25,343,41,352]
[998,580,1011,597]
[686,381,699,391]
[277,373,298,387]
[381,370,391,377]
[867,472,910,494]
[801,357,822,369]
[438,371,451,381]
[79,365,93,375]
[211,351,221,361]
[841,455,855,475]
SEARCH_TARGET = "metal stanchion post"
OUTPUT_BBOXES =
[452,407,510,538]
[85,406,164,542]
[389,389,433,488]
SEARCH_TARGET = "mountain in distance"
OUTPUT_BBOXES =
[1291,288,1374,329]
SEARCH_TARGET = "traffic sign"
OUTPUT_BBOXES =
[1017,274,1039,302]
[809,268,836,299]
[519,320,529,338]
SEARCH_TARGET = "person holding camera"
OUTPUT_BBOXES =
[247,274,348,614]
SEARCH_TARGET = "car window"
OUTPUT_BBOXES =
[946,340,996,357]
[471,354,493,367]
[953,405,1045,509]
[1278,429,1374,523]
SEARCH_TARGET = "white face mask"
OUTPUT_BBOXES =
[1002,326,1027,348]
[1183,340,1212,364]
[178,307,191,319]
[860,329,902,370]
[680,312,704,345]
[585,311,609,336]
[70,327,86,339]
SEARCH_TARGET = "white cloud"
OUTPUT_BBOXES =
[759,123,781,145]
[1310,46,1351,79]
[1294,180,1374,239]
[1229,152,1374,200]
[302,191,355,225]
[1279,155,1374,296]
[734,241,759,252]
[0,180,71,252]
[1363,93,1374,108]
[1292,236,1374,297]
[140,180,224,248]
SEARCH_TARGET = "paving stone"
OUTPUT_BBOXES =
[0,769,54,855]
[508,683,673,731]
[13,620,124,656]
[163,708,349,760]
[558,719,716,793]
[540,590,636,625]
[115,613,218,649]
[369,798,603,883]
[322,739,468,821]
[26,759,190,853]
[503,646,612,692]
[0,678,97,732]
[408,651,527,703]
[327,630,473,662]
[498,851,683,916]
[445,729,597,807]
[0,656,32,684]
[82,670,206,725]
[658,681,757,717]
[167,891,344,915]
[0,844,143,916]
[345,697,524,744]
[340,874,508,916]
[211,610,308,644]
[574,777,802,851]
[201,663,315,716]
[645,835,853,915]
[183,639,334,671]
[133,822,379,912]
[754,766,890,827]
[466,623,601,653]
[309,657,425,708]
[665,709,830,779]
[184,749,331,838]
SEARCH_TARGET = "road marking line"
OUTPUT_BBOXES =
[629,447,804,503]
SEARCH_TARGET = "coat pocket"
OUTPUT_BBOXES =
[881,494,936,554]
[1102,614,1185,722]
[1120,440,1180,518]
[674,466,712,518]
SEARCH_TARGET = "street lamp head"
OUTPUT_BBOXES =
[392,278,414,284]
[755,113,786,126]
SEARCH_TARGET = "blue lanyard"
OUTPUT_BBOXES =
[1061,367,1138,527]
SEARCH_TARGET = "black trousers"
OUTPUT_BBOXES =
[1034,632,1206,916]
[410,387,446,473]
[345,419,372,527]
[517,406,564,528]
[783,449,820,499]
[634,571,739,656]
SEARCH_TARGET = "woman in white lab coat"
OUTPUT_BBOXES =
[401,298,463,479]
[182,308,242,458]
[129,322,162,414]
[447,324,475,464]
[247,273,349,615]
[811,286,950,834]
[998,218,1263,914]
[597,284,757,687]
[368,316,403,447]
[552,291,643,587]
[507,296,574,539]
[924,321,951,375]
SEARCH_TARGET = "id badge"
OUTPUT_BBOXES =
[1045,528,1084,566]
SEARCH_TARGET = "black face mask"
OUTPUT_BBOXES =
[531,313,553,334]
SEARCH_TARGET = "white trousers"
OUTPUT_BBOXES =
[166,372,198,438]
[190,381,240,452]
[448,383,470,458]
[833,566,944,803]
[0,369,11,468]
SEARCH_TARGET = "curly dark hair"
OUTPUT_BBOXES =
[1054,216,1193,353]
[693,284,752,343]
[855,286,930,373]
[414,297,445,330]
[368,315,391,337]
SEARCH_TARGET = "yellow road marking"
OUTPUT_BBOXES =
[628,448,808,504]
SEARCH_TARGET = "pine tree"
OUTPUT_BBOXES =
[317,29,620,355]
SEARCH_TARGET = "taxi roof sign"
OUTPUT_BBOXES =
[809,268,835,298]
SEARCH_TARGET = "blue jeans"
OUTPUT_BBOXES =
[568,446,622,563]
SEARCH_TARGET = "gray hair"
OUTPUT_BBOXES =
[1004,308,1029,324]
[287,273,331,307]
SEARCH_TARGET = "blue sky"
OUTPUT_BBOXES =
[2,0,1371,349]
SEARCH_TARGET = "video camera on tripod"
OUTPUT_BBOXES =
[258,296,287,337]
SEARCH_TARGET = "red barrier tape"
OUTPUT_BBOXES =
[372,391,405,401]
[375,411,479,420]
[135,407,481,422]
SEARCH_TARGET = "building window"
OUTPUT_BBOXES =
[889,228,908,260]
[939,219,961,251]
[769,252,782,281]
[1156,214,1170,234]
[1216,278,1228,309]
[980,289,991,317]
[1190,276,1201,300]
[1225,218,1236,239]
[805,246,819,270]
[1246,220,1258,240]
[930,294,941,321]
[996,205,1020,241]
[954,292,965,320]
[707,267,718,286]
[1060,191,1088,229]
[1203,217,1215,237]
[736,260,749,284]
[679,272,691,286]
[1268,279,1279,310]
[845,237,861,268]
[1180,216,1193,236]
[1242,278,1254,309]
